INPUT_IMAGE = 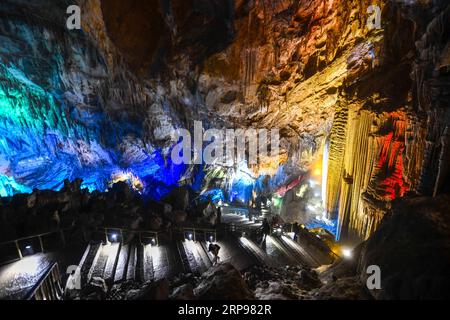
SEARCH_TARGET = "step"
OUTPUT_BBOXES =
[286,236,331,267]
[126,245,137,281]
[181,241,203,274]
[91,245,110,279]
[165,242,185,279]
[237,237,272,267]
[176,241,191,274]
[80,243,101,286]
[215,237,258,271]
[266,236,298,266]
[199,242,214,266]
[103,243,121,281]
[114,244,129,283]
[142,245,155,283]
[196,242,213,269]
[135,244,144,283]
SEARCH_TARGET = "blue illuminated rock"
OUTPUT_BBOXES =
[0,1,188,199]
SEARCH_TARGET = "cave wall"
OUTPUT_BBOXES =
[200,0,384,159]
[0,0,448,242]
[413,3,450,196]
[0,0,194,198]
[325,1,450,242]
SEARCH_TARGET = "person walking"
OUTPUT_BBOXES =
[292,222,300,242]
[208,243,221,265]
[261,218,271,243]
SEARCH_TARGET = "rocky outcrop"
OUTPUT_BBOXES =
[311,276,373,300]
[194,263,254,300]
[244,265,323,300]
[359,194,450,300]
[320,194,450,300]
[0,179,194,242]
[107,279,170,300]
[170,283,196,300]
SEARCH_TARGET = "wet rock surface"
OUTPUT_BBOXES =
[91,263,252,301]
[194,263,254,300]
[98,279,170,300]
[169,283,196,300]
[311,277,373,300]
[244,265,322,300]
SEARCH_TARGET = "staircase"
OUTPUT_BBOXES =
[79,242,141,289]
[76,217,333,292]
[78,240,186,290]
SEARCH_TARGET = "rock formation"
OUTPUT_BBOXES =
[0,0,449,297]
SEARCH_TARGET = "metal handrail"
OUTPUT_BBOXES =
[0,229,67,263]
[228,223,257,232]
[26,262,62,300]
[97,226,160,234]
[182,226,216,233]
[97,227,162,246]
[182,227,217,242]
[0,229,67,247]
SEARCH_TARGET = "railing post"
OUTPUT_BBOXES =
[156,232,159,247]
[15,241,23,259]
[120,229,124,244]
[38,235,44,253]
[193,229,196,242]
[105,229,108,243]
[54,264,63,299]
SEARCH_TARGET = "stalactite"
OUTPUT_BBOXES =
[336,109,373,240]
[366,112,408,201]
[403,113,427,192]
[326,106,410,241]
[325,102,348,222]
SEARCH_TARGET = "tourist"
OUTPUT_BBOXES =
[208,243,221,265]
[261,218,271,243]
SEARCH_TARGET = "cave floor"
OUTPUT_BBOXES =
[221,211,327,268]
[0,209,333,299]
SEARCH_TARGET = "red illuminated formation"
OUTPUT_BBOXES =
[275,175,305,197]
[375,112,409,201]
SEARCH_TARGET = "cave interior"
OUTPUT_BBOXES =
[0,0,449,301]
